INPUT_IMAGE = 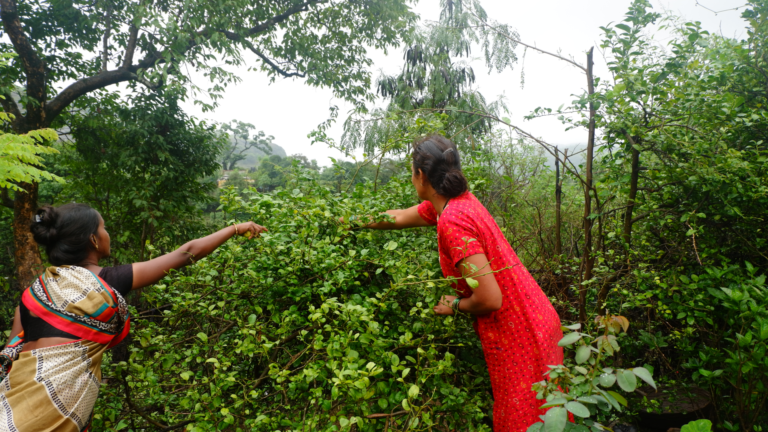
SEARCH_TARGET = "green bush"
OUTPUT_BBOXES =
[96,173,497,431]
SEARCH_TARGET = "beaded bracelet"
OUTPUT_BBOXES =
[451,297,461,313]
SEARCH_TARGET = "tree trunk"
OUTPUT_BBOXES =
[13,182,43,288]
[622,136,640,246]
[554,147,562,257]
[579,48,596,324]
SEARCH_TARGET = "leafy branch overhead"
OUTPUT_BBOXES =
[0,0,417,133]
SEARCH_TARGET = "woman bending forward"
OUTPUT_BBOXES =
[361,135,564,431]
[0,203,266,432]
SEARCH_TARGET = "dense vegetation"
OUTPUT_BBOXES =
[0,0,767,430]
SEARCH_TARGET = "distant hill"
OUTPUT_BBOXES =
[232,142,287,169]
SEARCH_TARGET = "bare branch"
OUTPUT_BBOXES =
[470,12,587,73]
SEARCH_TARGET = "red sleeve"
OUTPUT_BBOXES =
[417,200,438,226]
[440,214,485,267]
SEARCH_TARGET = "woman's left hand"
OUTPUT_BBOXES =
[433,295,457,315]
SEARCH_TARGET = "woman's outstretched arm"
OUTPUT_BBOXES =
[347,205,431,230]
[131,222,267,290]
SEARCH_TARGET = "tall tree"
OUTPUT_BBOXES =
[220,120,273,171]
[339,0,517,154]
[61,90,225,263]
[0,0,415,286]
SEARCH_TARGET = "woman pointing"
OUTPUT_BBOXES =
[0,203,266,432]
[358,135,564,431]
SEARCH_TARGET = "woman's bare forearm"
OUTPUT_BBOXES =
[456,295,499,315]
[361,205,430,230]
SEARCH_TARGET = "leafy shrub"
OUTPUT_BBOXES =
[528,315,655,432]
[96,173,498,431]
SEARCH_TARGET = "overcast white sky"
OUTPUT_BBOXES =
[179,0,748,166]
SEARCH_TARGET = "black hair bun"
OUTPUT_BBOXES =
[439,169,469,199]
[30,205,59,247]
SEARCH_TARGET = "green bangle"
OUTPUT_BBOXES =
[451,298,461,313]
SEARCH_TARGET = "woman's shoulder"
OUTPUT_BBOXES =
[98,264,134,297]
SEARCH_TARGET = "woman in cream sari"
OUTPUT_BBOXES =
[0,203,266,432]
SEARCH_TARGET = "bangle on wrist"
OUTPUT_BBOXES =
[233,224,239,235]
[451,297,461,313]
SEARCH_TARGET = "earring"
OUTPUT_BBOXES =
[92,236,99,251]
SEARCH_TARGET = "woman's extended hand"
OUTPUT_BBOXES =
[433,295,457,315]
[235,222,268,239]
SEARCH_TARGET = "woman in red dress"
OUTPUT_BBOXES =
[362,135,564,431]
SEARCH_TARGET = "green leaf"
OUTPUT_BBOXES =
[565,401,590,418]
[558,332,582,347]
[681,419,713,432]
[540,397,567,408]
[248,314,257,325]
[541,407,568,432]
[197,332,208,343]
[632,367,657,390]
[180,371,191,380]
[575,345,591,364]
[606,390,628,407]
[527,423,544,432]
[378,398,388,409]
[598,373,616,388]
[466,277,479,289]
[617,369,637,392]
[563,323,581,331]
[408,384,419,399]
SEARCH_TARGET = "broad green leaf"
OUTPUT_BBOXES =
[558,332,582,347]
[632,367,657,390]
[526,423,543,432]
[565,401,590,418]
[575,345,591,364]
[598,373,616,388]
[197,332,208,343]
[617,369,637,392]
[681,419,712,432]
[541,407,568,432]
[466,277,479,289]
[408,384,420,399]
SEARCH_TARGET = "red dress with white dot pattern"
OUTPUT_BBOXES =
[418,192,564,431]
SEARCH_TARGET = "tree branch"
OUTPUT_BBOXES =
[247,0,319,36]
[122,25,139,70]
[0,0,46,130]
[249,46,306,78]
[101,7,113,72]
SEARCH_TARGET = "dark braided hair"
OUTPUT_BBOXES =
[30,204,101,265]
[411,134,468,198]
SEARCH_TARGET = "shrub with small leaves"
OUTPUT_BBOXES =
[527,315,656,432]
